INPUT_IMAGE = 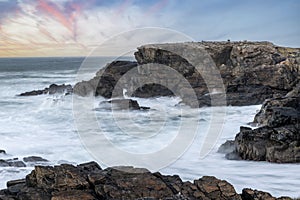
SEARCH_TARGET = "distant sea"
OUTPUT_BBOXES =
[0,57,299,198]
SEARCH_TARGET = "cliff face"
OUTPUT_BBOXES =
[134,41,300,106]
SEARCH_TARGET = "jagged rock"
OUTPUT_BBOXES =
[18,84,72,96]
[74,41,299,107]
[23,156,48,163]
[0,162,244,200]
[220,83,300,163]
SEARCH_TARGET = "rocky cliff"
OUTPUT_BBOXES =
[219,83,300,163]
[0,162,293,200]
[74,41,300,107]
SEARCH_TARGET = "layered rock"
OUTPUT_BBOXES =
[220,84,300,163]
[74,41,300,107]
[0,162,292,200]
[19,84,72,96]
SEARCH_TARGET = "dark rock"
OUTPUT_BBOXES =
[0,160,10,167]
[19,83,72,96]
[101,98,150,110]
[7,179,26,187]
[0,159,26,167]
[241,188,292,200]
[0,150,6,154]
[223,82,300,163]
[235,125,300,163]
[23,156,48,163]
[108,99,141,110]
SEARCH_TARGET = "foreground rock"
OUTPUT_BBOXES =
[0,162,292,200]
[220,84,300,163]
[75,41,300,107]
[19,84,72,96]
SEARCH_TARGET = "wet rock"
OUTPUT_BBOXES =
[0,159,26,167]
[18,83,72,96]
[221,83,300,163]
[0,150,6,154]
[102,98,150,110]
[218,140,235,154]
[23,156,48,163]
[0,160,10,167]
[7,179,26,187]
[225,152,242,160]
[241,188,292,200]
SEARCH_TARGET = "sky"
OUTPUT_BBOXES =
[0,0,299,57]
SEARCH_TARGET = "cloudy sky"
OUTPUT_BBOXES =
[0,0,299,57]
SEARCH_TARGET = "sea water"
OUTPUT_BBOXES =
[0,57,299,198]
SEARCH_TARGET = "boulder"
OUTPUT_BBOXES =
[19,84,72,96]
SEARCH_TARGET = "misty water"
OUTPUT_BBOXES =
[0,57,299,198]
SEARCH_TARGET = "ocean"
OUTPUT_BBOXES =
[0,57,299,198]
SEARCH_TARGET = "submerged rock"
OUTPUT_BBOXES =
[18,83,72,96]
[0,162,292,200]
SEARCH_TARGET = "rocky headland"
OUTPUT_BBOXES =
[73,41,300,107]
[0,162,294,200]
